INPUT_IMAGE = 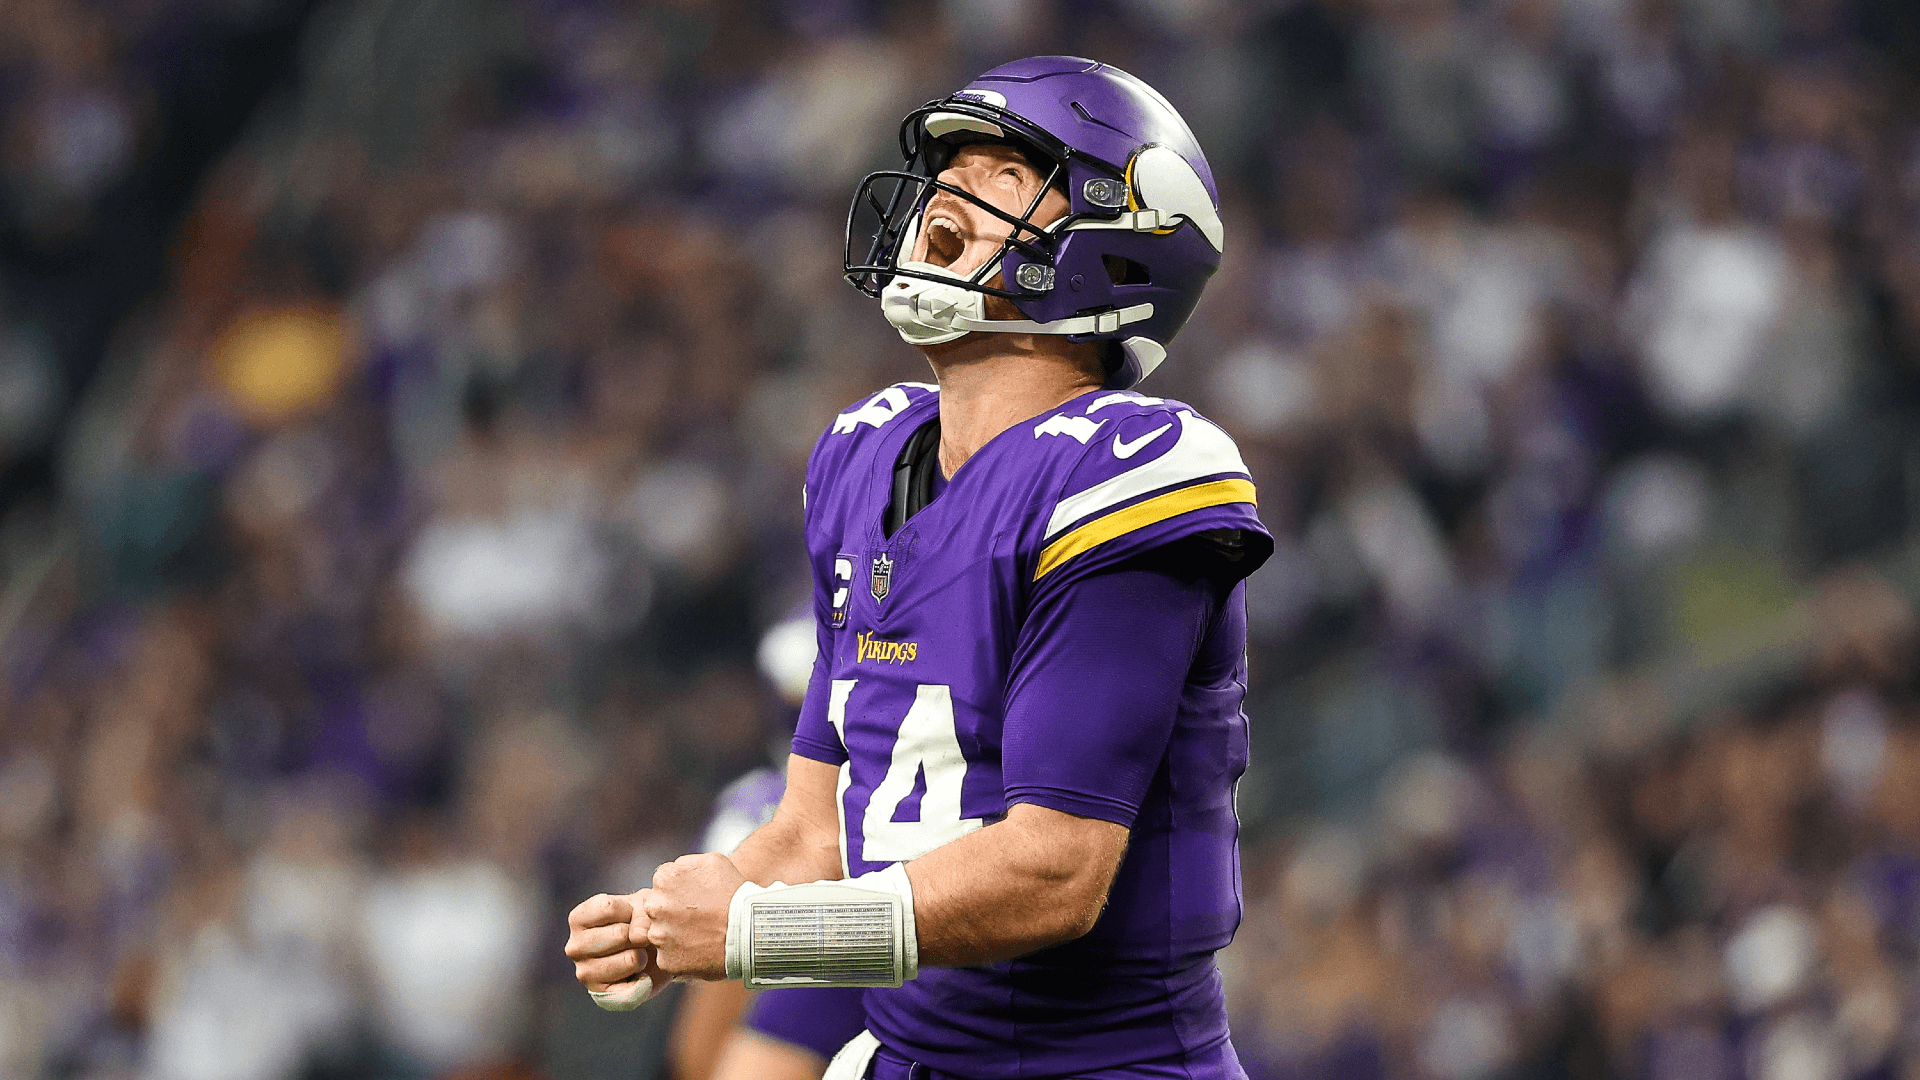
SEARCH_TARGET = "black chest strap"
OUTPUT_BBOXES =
[885,416,943,538]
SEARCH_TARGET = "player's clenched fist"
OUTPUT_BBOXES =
[643,853,747,981]
[565,892,669,1009]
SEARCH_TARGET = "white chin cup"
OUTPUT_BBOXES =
[881,259,1156,346]
[588,976,658,1011]
[881,260,989,346]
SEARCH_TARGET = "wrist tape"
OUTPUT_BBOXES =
[587,979,657,1011]
[724,862,918,989]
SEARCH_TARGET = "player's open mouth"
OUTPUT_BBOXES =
[924,214,965,268]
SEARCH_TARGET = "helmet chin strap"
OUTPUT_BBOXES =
[882,259,1154,344]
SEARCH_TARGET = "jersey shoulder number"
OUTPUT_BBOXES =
[829,382,938,434]
[807,382,940,531]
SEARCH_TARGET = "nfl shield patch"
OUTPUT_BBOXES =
[870,552,893,602]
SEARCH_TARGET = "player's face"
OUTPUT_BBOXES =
[911,142,1069,281]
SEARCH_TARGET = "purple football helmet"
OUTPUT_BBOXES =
[844,56,1224,389]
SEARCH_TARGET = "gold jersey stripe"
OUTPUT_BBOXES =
[1033,478,1257,582]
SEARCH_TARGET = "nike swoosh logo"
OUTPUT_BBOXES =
[1112,422,1173,459]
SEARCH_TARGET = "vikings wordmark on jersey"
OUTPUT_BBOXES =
[792,382,1272,1077]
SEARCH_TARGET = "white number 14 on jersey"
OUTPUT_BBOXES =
[827,680,983,865]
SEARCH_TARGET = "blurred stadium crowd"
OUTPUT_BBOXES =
[7,0,1920,1077]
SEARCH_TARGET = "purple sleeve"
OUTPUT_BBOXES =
[791,431,849,767]
[790,616,846,765]
[744,986,868,1061]
[1001,559,1222,827]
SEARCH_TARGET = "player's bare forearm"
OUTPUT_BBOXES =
[728,755,843,886]
[645,767,1124,979]
[907,803,1128,967]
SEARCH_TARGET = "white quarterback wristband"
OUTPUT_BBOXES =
[724,862,918,989]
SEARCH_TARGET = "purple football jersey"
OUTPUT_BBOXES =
[744,985,869,1062]
[790,384,1271,1078]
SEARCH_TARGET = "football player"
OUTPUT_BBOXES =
[670,614,867,1080]
[567,57,1270,1080]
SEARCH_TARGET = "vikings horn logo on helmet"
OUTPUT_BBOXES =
[844,57,1224,389]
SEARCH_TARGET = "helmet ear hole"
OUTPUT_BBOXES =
[1103,255,1152,286]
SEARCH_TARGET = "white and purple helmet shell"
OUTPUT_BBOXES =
[845,56,1224,389]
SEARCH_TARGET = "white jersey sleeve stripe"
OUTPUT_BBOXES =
[1044,410,1251,540]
